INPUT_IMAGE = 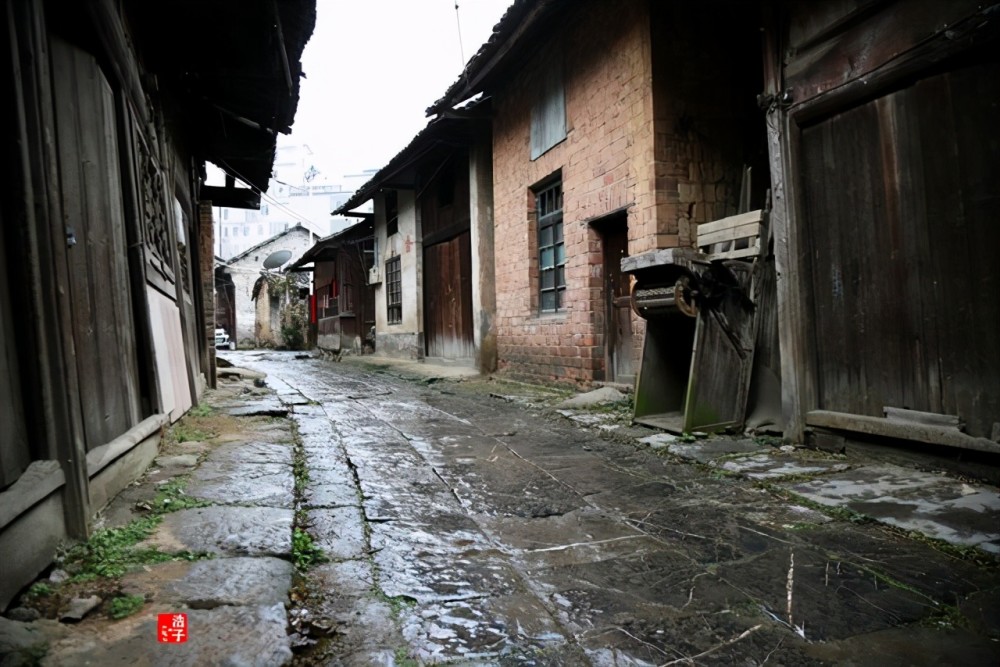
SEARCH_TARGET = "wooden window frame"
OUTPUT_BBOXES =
[535,180,565,313]
[386,255,402,325]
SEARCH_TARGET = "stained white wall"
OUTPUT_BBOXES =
[222,227,315,345]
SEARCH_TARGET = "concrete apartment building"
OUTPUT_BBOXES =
[214,142,375,259]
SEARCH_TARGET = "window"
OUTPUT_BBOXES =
[340,261,354,314]
[536,180,565,312]
[385,190,399,237]
[386,255,402,324]
[243,224,249,236]
[530,59,566,160]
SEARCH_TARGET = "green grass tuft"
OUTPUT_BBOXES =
[109,594,145,620]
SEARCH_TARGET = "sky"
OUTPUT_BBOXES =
[283,0,513,183]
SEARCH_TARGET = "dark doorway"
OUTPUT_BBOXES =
[596,213,634,384]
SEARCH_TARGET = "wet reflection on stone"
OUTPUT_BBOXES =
[222,351,1000,666]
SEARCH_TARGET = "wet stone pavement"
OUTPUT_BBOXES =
[4,350,999,666]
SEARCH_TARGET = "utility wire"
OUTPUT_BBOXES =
[454,1,466,67]
[216,159,322,230]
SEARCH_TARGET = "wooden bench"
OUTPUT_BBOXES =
[696,209,764,261]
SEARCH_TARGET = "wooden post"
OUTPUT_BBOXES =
[762,2,814,444]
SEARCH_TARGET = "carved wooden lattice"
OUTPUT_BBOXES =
[135,125,174,286]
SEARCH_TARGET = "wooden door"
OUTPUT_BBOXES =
[0,209,30,487]
[800,63,1000,438]
[424,232,474,359]
[51,38,141,449]
[603,221,635,383]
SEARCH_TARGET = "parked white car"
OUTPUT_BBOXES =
[215,328,235,350]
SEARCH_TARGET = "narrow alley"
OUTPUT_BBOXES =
[16,351,996,665]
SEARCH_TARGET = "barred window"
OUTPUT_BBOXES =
[536,180,565,312]
[386,255,402,324]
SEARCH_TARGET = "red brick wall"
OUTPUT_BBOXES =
[491,0,766,385]
[649,1,768,249]
[491,0,654,384]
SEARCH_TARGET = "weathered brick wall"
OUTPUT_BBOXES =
[491,0,767,385]
[491,0,654,384]
[649,1,767,250]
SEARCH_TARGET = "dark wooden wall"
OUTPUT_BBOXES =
[0,210,30,488]
[51,37,141,451]
[799,62,1000,438]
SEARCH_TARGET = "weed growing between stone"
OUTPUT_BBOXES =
[188,403,215,418]
[27,582,53,598]
[151,477,210,513]
[292,527,325,570]
[393,646,419,666]
[108,594,145,620]
[62,517,170,579]
[290,421,326,571]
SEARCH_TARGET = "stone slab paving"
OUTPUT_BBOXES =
[121,557,293,608]
[13,352,997,667]
[306,506,368,561]
[186,460,295,508]
[145,506,293,557]
[784,464,1000,553]
[664,437,769,461]
[41,603,292,666]
[716,452,852,479]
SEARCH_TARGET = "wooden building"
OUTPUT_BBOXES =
[334,113,497,372]
[763,0,1000,450]
[0,0,314,609]
[417,0,998,451]
[291,219,377,355]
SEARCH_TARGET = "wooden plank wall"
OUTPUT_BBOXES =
[799,62,1000,438]
[51,37,141,450]
[0,214,30,487]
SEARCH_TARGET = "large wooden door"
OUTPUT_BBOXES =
[424,232,474,359]
[0,208,29,487]
[800,63,1000,438]
[51,38,141,449]
[602,219,635,383]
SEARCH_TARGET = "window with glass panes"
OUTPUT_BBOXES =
[536,181,565,312]
[386,255,402,324]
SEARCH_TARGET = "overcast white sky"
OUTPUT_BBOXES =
[284,0,512,183]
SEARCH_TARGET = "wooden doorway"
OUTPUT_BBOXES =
[52,37,142,449]
[424,231,474,359]
[596,213,634,384]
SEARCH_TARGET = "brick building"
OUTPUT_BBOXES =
[427,0,767,385]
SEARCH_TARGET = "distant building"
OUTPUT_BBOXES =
[213,143,375,259]
[215,225,316,346]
